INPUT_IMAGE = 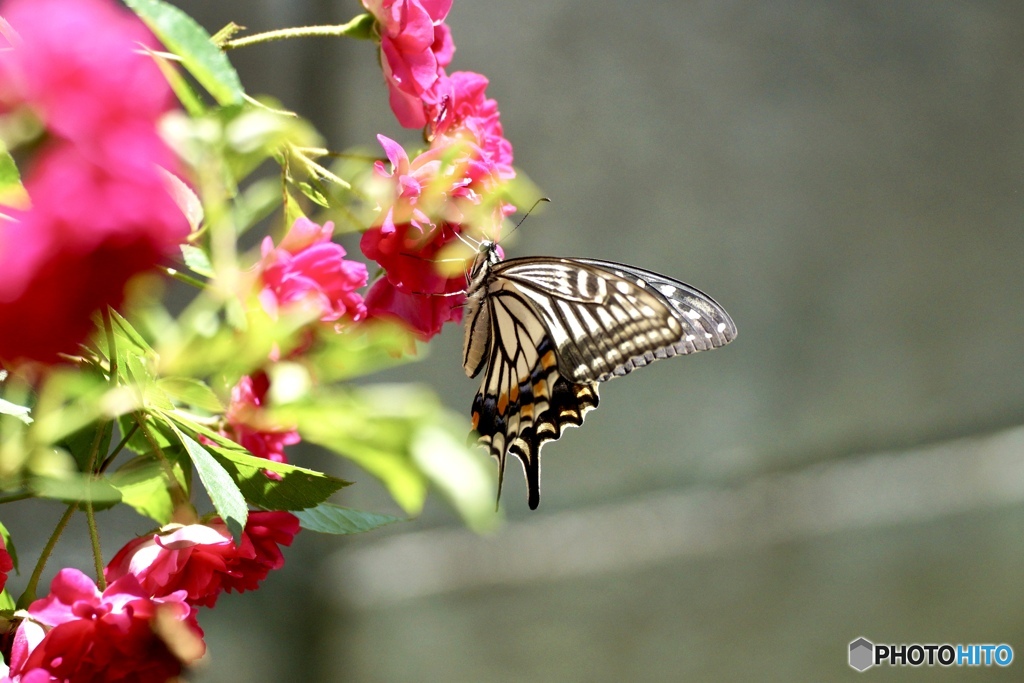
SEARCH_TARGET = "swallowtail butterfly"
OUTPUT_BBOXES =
[462,240,737,509]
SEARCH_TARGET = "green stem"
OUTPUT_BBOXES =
[103,307,117,388]
[86,499,105,590]
[19,503,78,609]
[164,267,206,290]
[223,14,376,50]
[0,490,32,505]
[99,422,139,474]
[135,412,190,509]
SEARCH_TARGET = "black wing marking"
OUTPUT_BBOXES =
[494,257,737,384]
[470,289,599,509]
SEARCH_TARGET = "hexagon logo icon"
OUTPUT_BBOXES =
[849,637,874,671]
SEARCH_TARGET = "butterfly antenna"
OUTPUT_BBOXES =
[500,197,551,244]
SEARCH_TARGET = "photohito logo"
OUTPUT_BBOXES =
[848,637,1013,671]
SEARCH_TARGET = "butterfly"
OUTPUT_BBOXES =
[462,240,737,509]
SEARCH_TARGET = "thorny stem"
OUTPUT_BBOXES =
[20,503,78,609]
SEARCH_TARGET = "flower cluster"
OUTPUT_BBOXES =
[104,512,301,608]
[0,0,188,364]
[3,513,299,682]
[4,569,203,682]
[360,0,516,339]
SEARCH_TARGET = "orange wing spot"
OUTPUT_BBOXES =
[471,411,480,430]
[497,392,509,415]
[532,379,547,395]
[541,350,558,370]
[520,403,534,419]
[510,383,520,403]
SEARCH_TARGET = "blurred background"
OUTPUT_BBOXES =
[12,0,1024,680]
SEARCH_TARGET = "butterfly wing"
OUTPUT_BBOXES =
[466,254,736,509]
[495,257,737,383]
[467,283,599,510]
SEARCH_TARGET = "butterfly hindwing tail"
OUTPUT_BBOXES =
[472,336,599,509]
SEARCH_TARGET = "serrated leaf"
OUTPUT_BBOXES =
[295,503,402,535]
[107,309,155,357]
[0,591,14,612]
[163,410,350,511]
[206,443,350,511]
[0,519,18,573]
[124,0,244,105]
[170,424,247,541]
[110,456,175,524]
[157,377,223,412]
[0,398,31,425]
[179,244,213,279]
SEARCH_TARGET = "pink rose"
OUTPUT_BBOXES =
[7,569,204,682]
[258,218,368,323]
[105,511,301,608]
[360,135,512,339]
[0,0,188,365]
[362,0,454,128]
[0,535,13,595]
[430,71,514,181]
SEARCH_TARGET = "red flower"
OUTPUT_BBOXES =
[104,512,301,608]
[222,372,300,468]
[0,0,188,365]
[258,218,368,324]
[6,568,204,683]
[361,0,454,128]
[0,536,12,595]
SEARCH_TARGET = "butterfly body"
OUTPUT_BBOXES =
[463,241,736,509]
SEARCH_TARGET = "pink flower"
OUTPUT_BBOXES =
[430,71,514,181]
[0,0,188,365]
[0,535,13,595]
[0,0,171,143]
[7,568,204,682]
[105,512,301,608]
[258,218,368,323]
[221,372,300,468]
[362,0,454,128]
[360,135,511,339]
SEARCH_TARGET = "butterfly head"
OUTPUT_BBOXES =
[468,239,504,280]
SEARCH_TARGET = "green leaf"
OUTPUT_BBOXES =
[0,591,15,612]
[306,321,419,382]
[0,398,31,425]
[274,386,438,514]
[110,456,175,524]
[0,143,27,208]
[163,411,350,511]
[295,503,402,535]
[180,245,213,279]
[57,420,113,472]
[30,475,122,506]
[157,377,223,412]
[163,170,204,233]
[124,0,244,105]
[170,424,247,540]
[296,180,330,208]
[0,519,19,573]
[412,420,498,533]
